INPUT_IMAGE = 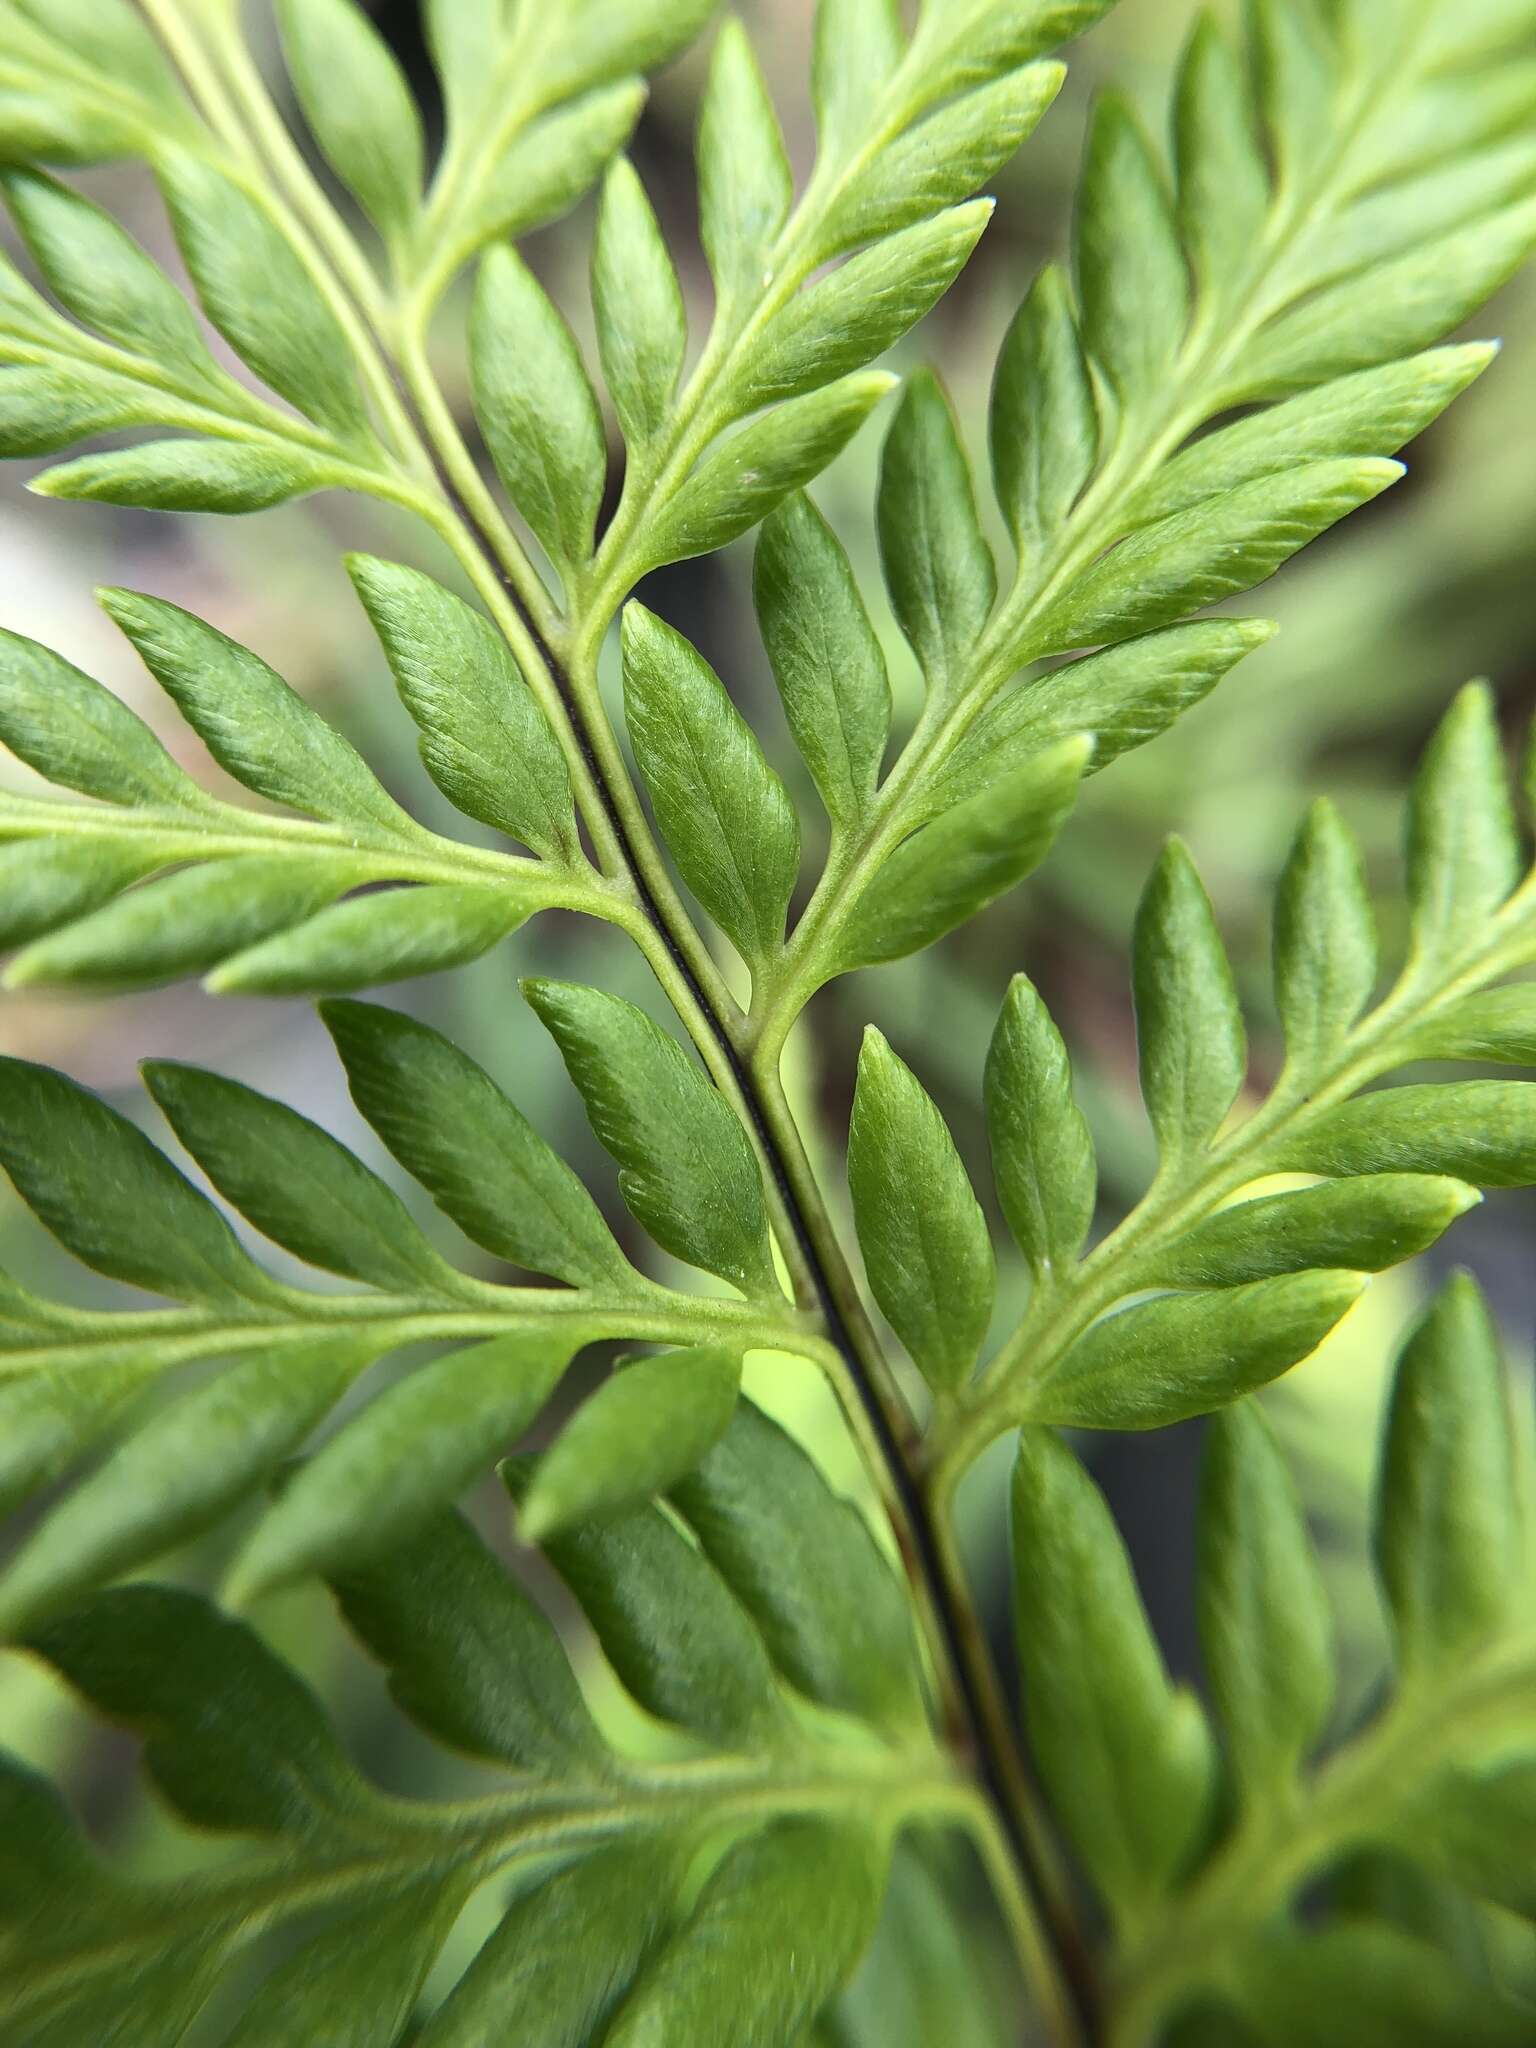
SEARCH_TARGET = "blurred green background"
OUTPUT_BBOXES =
[1,0,1533,2027]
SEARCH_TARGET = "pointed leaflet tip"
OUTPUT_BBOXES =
[1235,618,1281,649]
[3,948,65,990]
[1461,339,1500,370]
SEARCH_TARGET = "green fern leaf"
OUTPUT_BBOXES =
[830,736,1091,977]
[1228,1921,1529,2048]
[2,166,216,377]
[879,370,996,705]
[416,1842,677,2046]
[205,882,537,997]
[320,997,627,1287]
[985,973,1097,1286]
[755,0,1536,1029]
[525,978,781,1299]
[1402,983,1536,1064]
[227,1332,578,1604]
[416,0,714,294]
[671,1398,928,1735]
[0,625,211,810]
[848,1029,995,1394]
[1133,839,1247,1168]
[0,1336,379,1639]
[745,204,994,415]
[1405,682,1522,975]
[525,1490,795,1758]
[990,264,1097,555]
[697,21,793,309]
[623,602,802,972]
[957,688,1536,1450]
[0,838,158,949]
[1,4,1535,2037]
[0,1032,803,1617]
[1011,1426,1216,1924]
[1074,1279,1536,2041]
[1272,797,1380,1077]
[140,1061,464,1295]
[0,600,615,996]
[11,0,184,115]
[32,436,368,512]
[1075,94,1188,409]
[1152,1176,1481,1289]
[1197,1403,1334,1801]
[99,586,413,832]
[8,856,370,991]
[929,620,1276,814]
[0,1058,276,1307]
[347,555,581,860]
[591,156,687,453]
[276,0,424,245]
[1025,1271,1368,1431]
[1280,1082,1536,1185]
[1376,1275,1526,1675]
[471,249,608,582]
[601,1819,888,2048]
[754,493,892,835]
[335,1502,605,1769]
[157,152,371,440]
[519,1345,743,1542]
[640,372,896,571]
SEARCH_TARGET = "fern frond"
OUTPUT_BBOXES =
[0,169,392,510]
[1,2,1535,2037]
[0,1003,828,1633]
[1022,1271,1536,2043]
[0,0,1113,1053]
[575,1,1097,608]
[0,1422,941,2043]
[890,683,1536,1466]
[407,0,719,306]
[0,0,192,166]
[748,0,1536,1041]
[0,590,621,995]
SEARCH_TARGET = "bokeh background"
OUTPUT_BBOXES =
[2,0,1534,2028]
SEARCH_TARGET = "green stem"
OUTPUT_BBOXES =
[748,1052,920,1446]
[13,1742,981,2016]
[970,1808,1093,2048]
[555,629,751,1029]
[0,1287,840,1379]
[0,792,583,888]
[395,313,565,647]
[407,13,556,312]
[925,1462,1102,2044]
